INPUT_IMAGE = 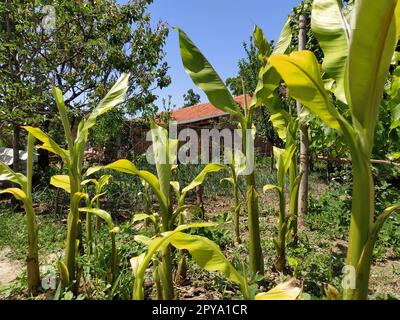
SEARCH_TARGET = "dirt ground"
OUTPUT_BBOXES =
[0,247,21,288]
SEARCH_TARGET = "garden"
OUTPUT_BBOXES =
[0,0,399,302]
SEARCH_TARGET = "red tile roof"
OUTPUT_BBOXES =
[171,95,251,124]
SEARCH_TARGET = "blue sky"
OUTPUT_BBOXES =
[120,0,300,110]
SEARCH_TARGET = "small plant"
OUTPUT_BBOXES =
[80,174,112,253]
[176,18,293,275]
[0,133,40,293]
[264,146,301,272]
[23,73,130,292]
[268,0,400,299]
[130,222,302,300]
[137,178,153,227]
[87,121,225,299]
[78,207,120,284]
[220,148,247,244]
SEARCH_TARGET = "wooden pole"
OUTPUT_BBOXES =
[317,155,400,169]
[297,13,309,227]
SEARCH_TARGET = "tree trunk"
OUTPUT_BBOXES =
[12,123,21,173]
[196,185,205,219]
[38,149,49,171]
[297,13,309,228]
[38,120,50,171]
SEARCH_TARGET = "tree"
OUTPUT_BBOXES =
[0,0,171,172]
[0,0,51,173]
[183,89,200,107]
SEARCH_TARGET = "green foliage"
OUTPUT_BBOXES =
[91,108,125,149]
[189,212,234,249]
[268,0,400,300]
[24,73,130,292]
[0,134,41,292]
[183,89,201,107]
[306,182,351,238]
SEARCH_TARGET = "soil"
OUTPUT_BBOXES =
[0,247,22,288]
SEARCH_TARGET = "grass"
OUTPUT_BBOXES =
[0,206,65,261]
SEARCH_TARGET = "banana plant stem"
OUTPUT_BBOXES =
[25,133,41,293]
[343,155,374,300]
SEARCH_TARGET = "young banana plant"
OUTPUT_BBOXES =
[177,31,257,275]
[78,207,120,284]
[170,163,224,285]
[86,121,176,299]
[22,73,130,292]
[176,19,293,275]
[266,0,400,299]
[87,121,224,299]
[263,145,301,272]
[137,178,153,227]
[0,133,41,293]
[220,148,247,244]
[252,23,306,245]
[131,222,302,300]
[80,174,112,253]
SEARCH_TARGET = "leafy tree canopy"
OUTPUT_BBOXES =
[183,89,201,107]
[0,0,171,130]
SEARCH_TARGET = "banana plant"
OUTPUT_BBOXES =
[263,146,302,272]
[137,178,153,227]
[81,174,112,253]
[50,174,111,254]
[131,222,302,300]
[78,207,120,284]
[170,163,224,284]
[252,23,308,244]
[0,133,40,293]
[86,121,176,299]
[22,73,130,292]
[267,0,400,299]
[87,121,224,299]
[220,148,247,244]
[177,30,257,275]
[176,19,293,275]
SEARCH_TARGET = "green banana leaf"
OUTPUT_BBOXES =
[169,232,247,290]
[79,207,116,231]
[255,279,301,300]
[88,159,168,214]
[22,126,69,161]
[175,28,243,120]
[347,1,400,142]
[268,51,342,132]
[0,187,28,203]
[131,222,216,299]
[272,17,293,55]
[50,175,71,193]
[75,73,130,146]
[253,25,271,59]
[0,161,27,190]
[311,0,349,103]
[181,164,225,199]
